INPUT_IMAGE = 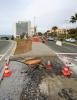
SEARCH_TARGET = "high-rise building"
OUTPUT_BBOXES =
[13,20,31,38]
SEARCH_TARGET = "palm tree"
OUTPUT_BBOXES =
[52,26,58,32]
[52,26,58,37]
[70,13,77,23]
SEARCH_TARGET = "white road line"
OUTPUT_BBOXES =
[0,41,14,61]
[0,55,4,56]
[56,53,77,55]
[0,55,4,61]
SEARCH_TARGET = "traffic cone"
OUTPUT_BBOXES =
[62,62,70,76]
[3,62,11,77]
[46,58,52,70]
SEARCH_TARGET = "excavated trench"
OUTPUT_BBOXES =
[20,57,77,100]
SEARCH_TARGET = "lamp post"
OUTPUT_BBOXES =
[34,17,36,35]
[65,20,68,39]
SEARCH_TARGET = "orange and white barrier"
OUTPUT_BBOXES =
[62,62,70,76]
[3,62,11,77]
[46,58,52,70]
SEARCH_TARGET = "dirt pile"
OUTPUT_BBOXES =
[14,39,32,55]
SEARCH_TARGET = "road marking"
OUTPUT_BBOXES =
[0,55,4,61]
[0,55,4,56]
[63,45,77,52]
[58,56,76,66]
[56,53,77,55]
[0,41,14,61]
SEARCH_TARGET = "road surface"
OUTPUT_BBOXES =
[0,40,14,61]
[45,41,77,74]
[0,40,15,79]
[45,41,77,54]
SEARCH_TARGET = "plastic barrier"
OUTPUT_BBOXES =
[56,41,62,46]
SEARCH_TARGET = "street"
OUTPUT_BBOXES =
[45,40,77,74]
[0,40,15,75]
[45,41,77,54]
[0,40,13,61]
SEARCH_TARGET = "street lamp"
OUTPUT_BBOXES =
[34,17,36,35]
[65,20,68,39]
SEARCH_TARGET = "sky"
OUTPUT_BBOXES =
[0,0,77,35]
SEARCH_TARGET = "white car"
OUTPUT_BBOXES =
[66,38,76,43]
[48,37,54,41]
[66,38,70,42]
[70,38,76,42]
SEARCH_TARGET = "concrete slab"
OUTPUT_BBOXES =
[10,42,57,60]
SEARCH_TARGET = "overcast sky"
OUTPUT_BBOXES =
[0,0,77,35]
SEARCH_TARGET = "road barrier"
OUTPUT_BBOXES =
[46,58,52,70]
[56,41,62,46]
[62,62,70,76]
[46,38,48,41]
[3,62,11,77]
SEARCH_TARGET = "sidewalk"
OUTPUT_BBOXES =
[10,37,57,60]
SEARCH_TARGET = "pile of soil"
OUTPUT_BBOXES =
[14,39,32,55]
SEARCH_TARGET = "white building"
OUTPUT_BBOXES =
[30,26,37,36]
[13,20,31,38]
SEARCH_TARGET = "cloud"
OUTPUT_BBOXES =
[0,0,77,34]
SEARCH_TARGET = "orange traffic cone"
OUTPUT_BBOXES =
[46,58,52,70]
[3,62,11,77]
[62,62,70,76]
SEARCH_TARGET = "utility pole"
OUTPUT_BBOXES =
[34,17,36,35]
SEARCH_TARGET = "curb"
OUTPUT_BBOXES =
[10,41,17,56]
[0,66,4,82]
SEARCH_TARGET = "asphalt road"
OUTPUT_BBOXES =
[0,40,15,78]
[45,41,77,54]
[0,40,13,55]
[45,41,77,74]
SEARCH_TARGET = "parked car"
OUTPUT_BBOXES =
[66,38,76,43]
[70,38,76,42]
[48,37,54,41]
[66,38,70,42]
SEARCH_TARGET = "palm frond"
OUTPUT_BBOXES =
[75,13,77,19]
[71,16,75,20]
[70,20,76,23]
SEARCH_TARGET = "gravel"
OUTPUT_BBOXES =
[0,61,30,100]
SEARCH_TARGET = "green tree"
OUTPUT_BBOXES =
[20,32,26,39]
[69,29,77,34]
[70,13,77,23]
[52,26,58,32]
[38,32,42,36]
[44,32,47,37]
[47,30,50,32]
[52,26,58,37]
[1,37,9,40]
[11,35,14,40]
